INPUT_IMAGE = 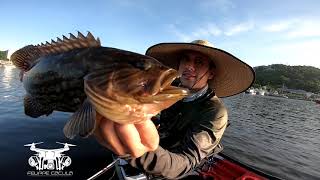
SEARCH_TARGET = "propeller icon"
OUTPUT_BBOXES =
[56,142,76,147]
[24,142,44,147]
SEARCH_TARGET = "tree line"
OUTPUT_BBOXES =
[253,64,320,93]
[0,50,9,60]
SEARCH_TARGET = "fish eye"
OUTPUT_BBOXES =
[133,60,152,70]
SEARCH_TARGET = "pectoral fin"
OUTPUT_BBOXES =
[63,99,96,139]
[24,94,53,118]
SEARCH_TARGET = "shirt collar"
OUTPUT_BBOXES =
[182,84,209,102]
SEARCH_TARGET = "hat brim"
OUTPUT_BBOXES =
[146,43,255,98]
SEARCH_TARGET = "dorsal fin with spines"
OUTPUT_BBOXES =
[36,31,101,55]
[11,31,101,72]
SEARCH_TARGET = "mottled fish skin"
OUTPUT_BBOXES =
[22,49,87,113]
[22,46,166,115]
[11,32,189,139]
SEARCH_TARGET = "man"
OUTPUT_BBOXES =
[94,40,255,179]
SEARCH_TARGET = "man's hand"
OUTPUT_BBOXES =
[94,114,159,158]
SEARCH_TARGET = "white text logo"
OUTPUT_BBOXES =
[25,142,75,177]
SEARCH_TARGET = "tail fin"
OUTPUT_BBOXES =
[11,45,42,72]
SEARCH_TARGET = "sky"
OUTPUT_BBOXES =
[1,0,320,68]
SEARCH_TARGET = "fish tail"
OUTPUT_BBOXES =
[11,45,42,72]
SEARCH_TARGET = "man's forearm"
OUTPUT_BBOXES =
[129,146,193,179]
[129,129,222,179]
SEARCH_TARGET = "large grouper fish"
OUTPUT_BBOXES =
[11,31,189,139]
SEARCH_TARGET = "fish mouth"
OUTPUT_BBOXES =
[138,69,189,103]
[149,69,182,95]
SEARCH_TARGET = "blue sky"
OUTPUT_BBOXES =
[1,0,320,68]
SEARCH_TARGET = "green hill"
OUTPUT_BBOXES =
[0,50,9,60]
[253,64,320,93]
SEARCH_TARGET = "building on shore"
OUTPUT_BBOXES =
[282,88,312,97]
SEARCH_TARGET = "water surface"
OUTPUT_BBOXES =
[1,66,319,179]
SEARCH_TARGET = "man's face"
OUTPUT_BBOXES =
[178,51,214,90]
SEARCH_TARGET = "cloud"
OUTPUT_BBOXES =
[270,40,320,68]
[286,21,320,38]
[192,23,222,37]
[167,24,193,42]
[262,19,320,39]
[224,22,254,36]
[168,21,254,41]
[262,20,297,32]
[167,23,223,42]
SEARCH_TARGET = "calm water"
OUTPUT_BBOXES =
[222,94,320,180]
[0,66,115,180]
[0,66,319,180]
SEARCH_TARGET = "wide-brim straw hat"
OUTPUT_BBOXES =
[146,40,255,98]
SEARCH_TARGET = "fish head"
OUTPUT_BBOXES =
[84,53,189,123]
[113,58,183,96]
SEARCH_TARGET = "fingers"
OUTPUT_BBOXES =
[95,118,127,156]
[94,114,160,158]
[135,120,159,151]
[94,126,115,151]
[114,123,148,158]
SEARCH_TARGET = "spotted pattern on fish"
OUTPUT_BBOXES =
[11,31,189,139]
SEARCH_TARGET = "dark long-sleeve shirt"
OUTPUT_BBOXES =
[129,88,228,179]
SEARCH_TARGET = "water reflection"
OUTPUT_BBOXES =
[0,67,115,180]
[1,66,25,103]
[0,67,320,179]
[0,65,16,90]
